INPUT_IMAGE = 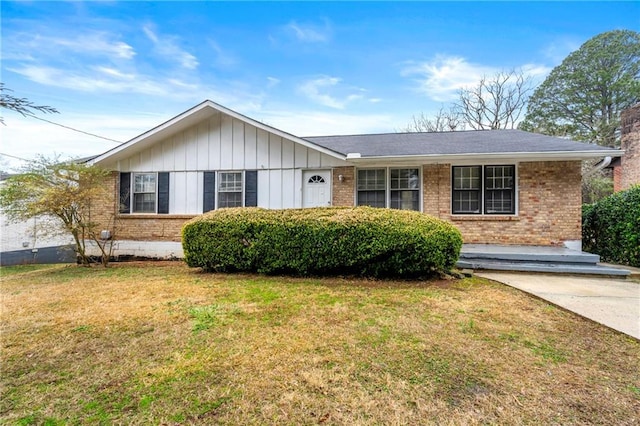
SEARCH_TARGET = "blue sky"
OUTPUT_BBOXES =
[1,1,638,170]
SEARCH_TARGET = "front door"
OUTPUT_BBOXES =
[302,170,331,208]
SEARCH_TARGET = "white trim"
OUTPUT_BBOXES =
[343,149,625,165]
[216,170,245,209]
[131,172,158,214]
[90,100,346,166]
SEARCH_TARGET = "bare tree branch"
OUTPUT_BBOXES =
[455,70,534,130]
[0,83,59,125]
[401,106,464,133]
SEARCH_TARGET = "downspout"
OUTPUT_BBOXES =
[584,156,612,177]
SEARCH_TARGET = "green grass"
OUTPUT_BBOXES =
[1,262,639,425]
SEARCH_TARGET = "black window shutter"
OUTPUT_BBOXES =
[203,172,216,212]
[119,172,131,214]
[157,172,170,214]
[245,170,258,207]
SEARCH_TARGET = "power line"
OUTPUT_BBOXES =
[24,113,125,144]
[0,152,34,163]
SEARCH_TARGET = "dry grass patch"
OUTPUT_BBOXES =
[1,262,639,425]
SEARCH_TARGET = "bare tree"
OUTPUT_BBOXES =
[401,106,463,133]
[455,70,534,130]
[0,83,58,124]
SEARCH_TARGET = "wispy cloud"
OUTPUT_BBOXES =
[2,30,135,61]
[402,55,551,101]
[401,55,495,101]
[297,76,364,109]
[542,37,582,64]
[142,24,198,69]
[266,77,281,88]
[207,39,237,68]
[284,19,332,43]
[258,109,395,137]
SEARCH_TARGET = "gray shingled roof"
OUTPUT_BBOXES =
[304,129,618,157]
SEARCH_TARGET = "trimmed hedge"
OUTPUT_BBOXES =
[582,185,640,267]
[182,207,463,278]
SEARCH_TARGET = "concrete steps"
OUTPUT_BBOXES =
[457,244,630,276]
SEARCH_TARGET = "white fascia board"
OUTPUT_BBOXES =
[343,150,624,166]
[210,101,346,161]
[90,100,346,167]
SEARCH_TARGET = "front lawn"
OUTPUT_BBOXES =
[1,262,638,424]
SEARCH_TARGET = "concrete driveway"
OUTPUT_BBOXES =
[477,272,640,340]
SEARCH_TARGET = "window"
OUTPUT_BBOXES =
[485,166,515,214]
[390,168,420,210]
[218,172,243,208]
[452,166,481,214]
[357,168,420,211]
[357,169,386,208]
[133,173,157,213]
[307,175,326,184]
[452,165,515,215]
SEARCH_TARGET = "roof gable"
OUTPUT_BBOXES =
[90,100,345,166]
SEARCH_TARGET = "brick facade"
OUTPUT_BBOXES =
[421,161,583,245]
[332,167,355,207]
[97,161,582,247]
[96,172,196,243]
[620,104,640,190]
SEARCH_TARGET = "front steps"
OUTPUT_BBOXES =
[457,244,630,276]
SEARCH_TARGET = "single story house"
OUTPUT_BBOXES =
[89,100,622,259]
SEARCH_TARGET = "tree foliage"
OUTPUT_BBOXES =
[0,83,59,124]
[520,30,640,147]
[582,185,640,267]
[0,157,115,266]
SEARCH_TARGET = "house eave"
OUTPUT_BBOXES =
[89,100,346,167]
[343,150,624,166]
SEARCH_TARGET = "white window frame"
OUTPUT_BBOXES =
[217,171,244,209]
[131,172,157,213]
[356,167,422,212]
[451,164,517,215]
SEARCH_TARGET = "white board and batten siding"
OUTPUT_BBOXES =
[114,111,346,213]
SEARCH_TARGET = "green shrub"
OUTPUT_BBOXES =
[182,207,463,278]
[582,185,640,267]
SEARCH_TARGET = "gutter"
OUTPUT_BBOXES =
[344,150,624,165]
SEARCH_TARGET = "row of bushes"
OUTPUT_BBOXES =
[182,207,463,278]
[582,185,640,267]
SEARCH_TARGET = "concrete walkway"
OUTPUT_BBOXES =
[477,272,640,340]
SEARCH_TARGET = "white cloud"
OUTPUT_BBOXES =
[3,31,136,61]
[267,77,281,88]
[9,65,176,97]
[297,76,364,109]
[402,55,552,101]
[542,38,582,64]
[257,109,395,136]
[207,39,237,67]
[142,24,199,70]
[402,55,496,101]
[285,20,331,43]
